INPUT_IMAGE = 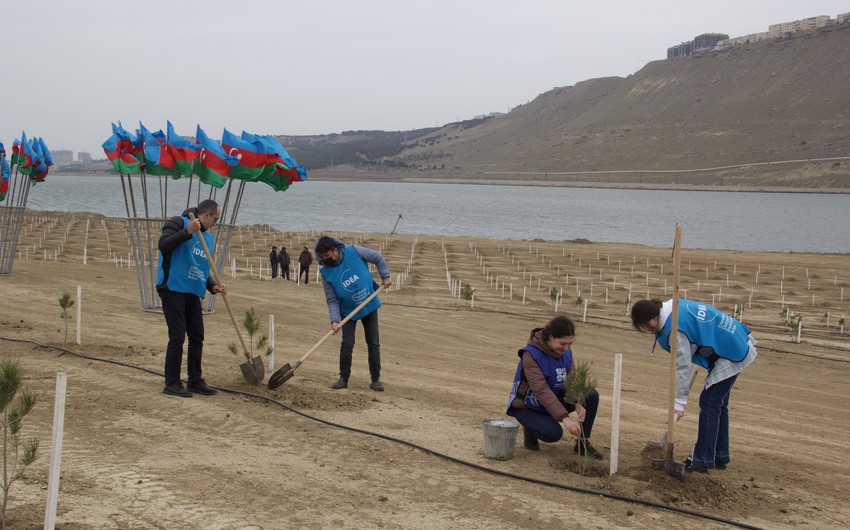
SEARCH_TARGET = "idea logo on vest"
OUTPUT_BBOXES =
[341,269,360,292]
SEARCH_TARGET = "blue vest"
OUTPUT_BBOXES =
[506,344,572,415]
[156,216,213,298]
[657,299,751,369]
[320,245,381,320]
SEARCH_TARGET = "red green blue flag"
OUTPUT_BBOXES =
[10,140,20,167]
[193,125,237,188]
[166,121,200,178]
[102,126,141,174]
[139,122,176,177]
[0,153,9,201]
[237,132,308,190]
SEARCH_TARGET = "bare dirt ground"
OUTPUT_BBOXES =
[1,211,848,529]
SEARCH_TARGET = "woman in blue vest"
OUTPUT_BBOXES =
[631,298,757,473]
[315,236,392,391]
[506,315,604,460]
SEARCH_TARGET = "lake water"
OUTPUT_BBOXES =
[20,175,850,253]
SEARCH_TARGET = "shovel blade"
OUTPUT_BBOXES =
[652,457,686,481]
[240,356,265,385]
[267,363,295,390]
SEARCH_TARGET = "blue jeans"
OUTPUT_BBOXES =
[510,389,599,443]
[339,310,381,382]
[691,374,738,469]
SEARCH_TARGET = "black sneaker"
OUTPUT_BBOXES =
[187,379,218,395]
[369,380,384,392]
[574,440,604,461]
[163,382,192,398]
[684,457,709,474]
[715,462,728,470]
[331,378,348,390]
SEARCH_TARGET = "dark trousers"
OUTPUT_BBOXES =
[271,262,278,278]
[339,310,381,382]
[280,264,290,280]
[692,374,738,469]
[510,388,600,443]
[300,265,310,283]
[159,289,205,386]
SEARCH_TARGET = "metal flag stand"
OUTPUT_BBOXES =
[0,161,36,275]
[118,169,246,313]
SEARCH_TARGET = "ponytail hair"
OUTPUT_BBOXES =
[630,299,663,330]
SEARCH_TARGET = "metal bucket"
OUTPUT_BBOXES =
[481,420,520,460]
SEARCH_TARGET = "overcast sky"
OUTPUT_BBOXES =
[2,0,848,159]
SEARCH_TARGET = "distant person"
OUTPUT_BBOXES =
[156,199,225,398]
[278,246,291,280]
[315,236,392,391]
[506,315,603,460]
[269,246,279,279]
[298,245,313,284]
[631,298,757,473]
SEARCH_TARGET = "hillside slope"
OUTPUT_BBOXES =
[305,24,850,188]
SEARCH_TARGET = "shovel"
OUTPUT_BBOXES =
[189,213,264,385]
[652,224,686,481]
[645,368,698,450]
[268,285,385,390]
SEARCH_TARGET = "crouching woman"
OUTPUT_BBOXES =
[506,315,603,460]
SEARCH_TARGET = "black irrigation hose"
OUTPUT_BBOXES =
[2,335,763,530]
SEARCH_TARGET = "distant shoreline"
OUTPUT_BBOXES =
[317,175,850,194]
[52,172,850,194]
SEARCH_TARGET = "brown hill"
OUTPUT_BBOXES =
[310,24,850,189]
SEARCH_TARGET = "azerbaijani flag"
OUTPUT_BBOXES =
[139,122,176,177]
[241,132,308,184]
[38,137,53,167]
[193,125,237,188]
[31,138,50,181]
[240,132,308,190]
[113,122,142,158]
[220,128,270,182]
[10,140,20,167]
[166,121,199,178]
[102,129,141,174]
[0,155,9,202]
[18,132,37,176]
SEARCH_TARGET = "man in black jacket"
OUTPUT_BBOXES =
[269,246,279,279]
[278,246,291,280]
[156,199,226,397]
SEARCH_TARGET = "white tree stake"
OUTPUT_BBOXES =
[75,285,82,345]
[268,314,275,372]
[610,353,622,475]
[44,372,67,530]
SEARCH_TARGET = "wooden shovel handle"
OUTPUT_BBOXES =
[188,213,252,362]
[295,285,385,365]
[665,225,682,458]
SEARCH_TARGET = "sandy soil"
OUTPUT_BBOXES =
[1,211,848,529]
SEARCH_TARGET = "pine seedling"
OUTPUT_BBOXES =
[563,360,598,464]
[58,292,74,344]
[227,308,273,357]
[461,283,475,301]
[0,359,39,530]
